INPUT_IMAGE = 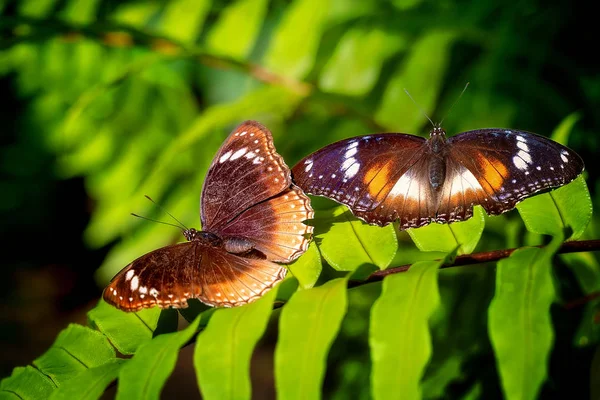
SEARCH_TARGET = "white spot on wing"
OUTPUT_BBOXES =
[561,154,569,163]
[125,270,135,281]
[513,156,528,170]
[305,161,313,172]
[516,141,529,152]
[345,147,358,159]
[518,150,532,164]
[345,163,360,179]
[219,150,233,163]
[130,276,139,291]
[389,173,419,200]
[229,148,247,161]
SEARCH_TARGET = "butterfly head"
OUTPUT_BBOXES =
[430,126,447,137]
[184,228,222,246]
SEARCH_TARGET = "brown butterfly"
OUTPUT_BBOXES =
[292,127,583,229]
[103,121,314,311]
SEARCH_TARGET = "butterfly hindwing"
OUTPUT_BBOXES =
[217,184,314,262]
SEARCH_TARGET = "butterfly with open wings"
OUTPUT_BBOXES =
[103,121,314,311]
[292,126,584,230]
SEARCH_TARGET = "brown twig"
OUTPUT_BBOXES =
[350,239,600,287]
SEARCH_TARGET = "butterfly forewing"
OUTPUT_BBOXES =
[446,129,584,215]
[103,242,201,312]
[201,121,292,231]
[102,240,288,310]
[217,185,314,262]
[292,134,427,215]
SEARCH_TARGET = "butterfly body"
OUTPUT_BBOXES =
[104,121,313,312]
[292,127,584,229]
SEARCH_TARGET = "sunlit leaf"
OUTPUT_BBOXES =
[194,289,276,400]
[287,242,322,289]
[265,0,332,78]
[205,0,269,59]
[370,260,442,400]
[49,360,125,400]
[407,206,485,254]
[517,176,592,239]
[488,235,563,400]
[275,278,348,400]
[314,206,397,271]
[18,0,56,17]
[391,0,423,10]
[60,0,100,23]
[149,86,304,184]
[319,28,407,96]
[33,325,116,386]
[158,0,211,43]
[551,112,581,145]
[0,366,55,399]
[376,31,456,132]
[116,316,201,400]
[88,300,163,355]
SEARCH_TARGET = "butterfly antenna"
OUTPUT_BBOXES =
[144,195,189,230]
[403,88,435,128]
[131,213,185,231]
[439,82,470,127]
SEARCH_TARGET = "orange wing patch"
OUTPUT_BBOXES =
[475,154,508,193]
[363,161,395,201]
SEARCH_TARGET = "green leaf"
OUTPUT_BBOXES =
[158,0,211,43]
[205,0,269,59]
[33,324,116,386]
[370,260,442,400]
[17,0,57,17]
[375,31,456,131]
[88,300,163,355]
[319,28,407,96]
[148,85,303,185]
[116,316,201,400]
[314,206,397,271]
[287,242,322,289]
[517,175,592,239]
[275,278,348,400]
[0,366,55,399]
[407,206,485,254]
[265,0,332,78]
[194,289,276,400]
[551,112,580,145]
[488,235,563,400]
[49,360,125,400]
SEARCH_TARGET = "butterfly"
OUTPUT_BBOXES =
[292,126,584,230]
[103,121,314,311]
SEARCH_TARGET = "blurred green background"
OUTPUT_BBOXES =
[1,0,599,398]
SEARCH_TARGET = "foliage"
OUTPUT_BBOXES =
[1,0,599,399]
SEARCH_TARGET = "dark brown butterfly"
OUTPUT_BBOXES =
[292,126,584,230]
[104,121,314,311]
